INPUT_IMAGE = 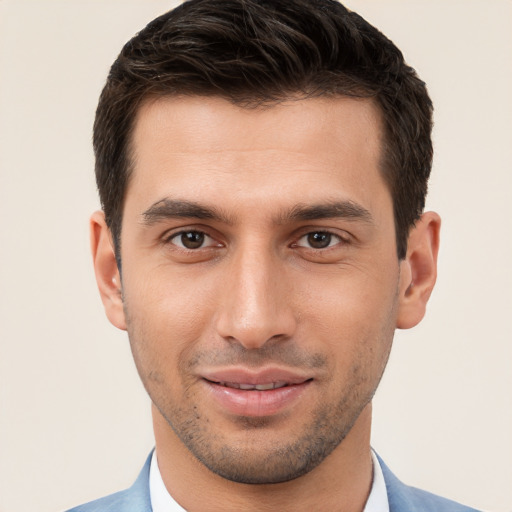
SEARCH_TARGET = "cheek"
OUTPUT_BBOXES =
[301,264,397,321]
[122,267,219,384]
[297,267,398,362]
[127,264,216,328]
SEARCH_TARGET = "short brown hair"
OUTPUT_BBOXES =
[94,0,433,260]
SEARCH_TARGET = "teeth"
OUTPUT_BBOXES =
[219,381,289,390]
[255,383,274,390]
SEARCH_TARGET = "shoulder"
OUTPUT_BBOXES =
[65,488,139,512]
[65,452,152,512]
[390,484,482,512]
[377,454,482,512]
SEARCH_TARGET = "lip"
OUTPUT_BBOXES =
[200,367,313,417]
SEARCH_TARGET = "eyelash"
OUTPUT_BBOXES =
[163,229,350,252]
[165,230,221,250]
[292,231,349,251]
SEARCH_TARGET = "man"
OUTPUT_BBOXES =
[68,0,480,510]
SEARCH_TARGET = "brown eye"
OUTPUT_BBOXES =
[306,232,332,249]
[181,231,205,249]
[170,231,209,249]
[295,231,346,250]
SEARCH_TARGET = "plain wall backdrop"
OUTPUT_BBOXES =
[0,1,511,511]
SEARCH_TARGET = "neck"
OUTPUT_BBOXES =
[153,403,374,512]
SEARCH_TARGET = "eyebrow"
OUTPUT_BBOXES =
[141,198,373,226]
[141,199,233,225]
[281,201,374,224]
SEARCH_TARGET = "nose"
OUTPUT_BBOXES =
[215,242,297,350]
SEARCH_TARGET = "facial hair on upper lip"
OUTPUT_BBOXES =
[183,340,329,375]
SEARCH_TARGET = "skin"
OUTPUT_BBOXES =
[92,96,440,511]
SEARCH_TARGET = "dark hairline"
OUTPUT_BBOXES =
[96,0,432,266]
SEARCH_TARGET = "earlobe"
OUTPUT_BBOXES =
[90,211,127,331]
[396,211,441,329]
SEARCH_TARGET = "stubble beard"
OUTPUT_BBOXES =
[132,340,392,485]
[124,295,396,485]
[155,381,374,484]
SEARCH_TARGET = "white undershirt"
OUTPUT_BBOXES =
[149,449,389,512]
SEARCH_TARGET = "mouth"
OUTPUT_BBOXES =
[205,380,295,391]
[200,369,313,417]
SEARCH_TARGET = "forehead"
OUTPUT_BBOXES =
[126,95,388,219]
[132,94,383,157]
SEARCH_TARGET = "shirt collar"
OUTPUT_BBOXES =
[149,450,186,511]
[150,449,389,512]
[364,449,390,512]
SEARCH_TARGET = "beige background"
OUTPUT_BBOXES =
[0,1,511,511]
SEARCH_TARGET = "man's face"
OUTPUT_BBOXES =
[117,96,404,483]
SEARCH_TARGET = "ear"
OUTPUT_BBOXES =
[396,211,441,329]
[90,211,126,331]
